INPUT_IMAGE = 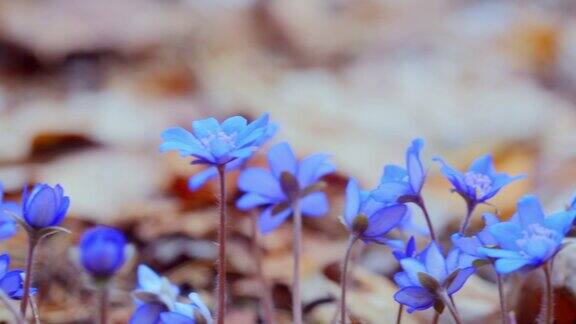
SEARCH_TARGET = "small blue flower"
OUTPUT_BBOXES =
[187,123,278,191]
[79,226,127,278]
[434,155,524,205]
[451,213,500,261]
[479,195,576,274]
[236,142,335,234]
[342,178,407,245]
[131,265,212,324]
[392,236,416,261]
[0,253,36,300]
[0,183,18,240]
[393,242,475,313]
[371,138,425,204]
[160,114,273,166]
[22,183,70,229]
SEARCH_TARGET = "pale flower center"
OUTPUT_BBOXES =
[515,224,558,259]
[200,131,237,148]
[464,172,492,197]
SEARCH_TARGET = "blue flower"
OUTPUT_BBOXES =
[393,242,475,313]
[22,183,70,229]
[131,265,212,324]
[236,142,335,234]
[451,213,500,261]
[0,183,18,240]
[434,155,524,205]
[371,138,425,204]
[479,195,576,274]
[160,114,273,166]
[342,178,407,245]
[187,123,278,191]
[0,253,36,300]
[79,226,127,278]
[392,236,416,261]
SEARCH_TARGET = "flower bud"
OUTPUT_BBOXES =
[22,184,70,229]
[80,226,126,278]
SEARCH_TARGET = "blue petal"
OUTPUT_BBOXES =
[406,138,425,194]
[192,117,220,139]
[0,254,8,277]
[130,303,167,324]
[159,127,207,158]
[399,258,427,286]
[267,142,298,179]
[468,155,495,175]
[344,179,360,228]
[188,168,218,191]
[221,116,247,134]
[544,211,576,235]
[259,206,293,235]
[0,270,23,297]
[488,222,522,250]
[478,248,523,259]
[137,265,162,292]
[517,195,545,227]
[297,153,333,188]
[159,312,195,324]
[370,182,411,203]
[24,186,58,228]
[364,204,406,237]
[434,157,468,196]
[424,242,447,282]
[394,286,435,313]
[494,258,530,274]
[380,165,407,183]
[393,272,412,288]
[0,214,16,240]
[446,267,475,295]
[238,168,284,200]
[451,234,481,256]
[300,192,329,217]
[237,113,269,141]
[524,238,557,260]
[236,193,274,211]
[189,292,212,323]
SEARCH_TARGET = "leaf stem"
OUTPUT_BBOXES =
[251,216,275,324]
[340,236,358,324]
[217,165,228,324]
[292,201,302,324]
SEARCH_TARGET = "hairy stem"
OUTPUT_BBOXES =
[251,216,275,324]
[439,291,462,324]
[340,236,358,324]
[414,197,436,241]
[99,287,109,324]
[432,311,439,324]
[217,165,228,324]
[497,274,508,324]
[395,304,404,324]
[542,262,554,324]
[20,234,39,317]
[458,201,477,235]
[292,201,303,324]
[0,290,24,324]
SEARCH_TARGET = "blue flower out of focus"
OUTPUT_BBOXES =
[479,195,576,274]
[130,265,212,324]
[79,226,127,278]
[0,253,36,300]
[434,155,524,205]
[159,114,273,166]
[22,183,70,229]
[393,242,475,313]
[371,138,425,204]
[451,213,500,261]
[187,123,278,191]
[236,142,335,234]
[0,183,18,240]
[343,178,407,245]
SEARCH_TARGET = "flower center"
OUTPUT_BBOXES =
[464,172,492,197]
[200,131,237,148]
[515,224,558,259]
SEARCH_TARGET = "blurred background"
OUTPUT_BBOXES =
[1,0,576,323]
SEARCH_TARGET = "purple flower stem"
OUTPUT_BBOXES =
[439,290,462,324]
[414,196,436,241]
[251,216,276,324]
[458,201,477,235]
[0,290,24,324]
[432,311,439,324]
[395,304,404,324]
[99,287,109,324]
[292,201,303,324]
[497,274,508,324]
[20,233,39,317]
[340,235,358,324]
[542,262,554,324]
[217,165,228,324]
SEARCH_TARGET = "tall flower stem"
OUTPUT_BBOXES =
[395,304,404,324]
[439,291,462,324]
[217,165,228,324]
[340,235,358,324]
[458,201,477,235]
[0,291,24,324]
[251,216,275,324]
[99,286,109,324]
[20,234,39,317]
[542,262,554,324]
[432,311,439,324]
[292,201,303,324]
[414,197,436,241]
[497,274,508,324]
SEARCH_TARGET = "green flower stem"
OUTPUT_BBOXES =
[217,165,228,324]
[340,235,358,324]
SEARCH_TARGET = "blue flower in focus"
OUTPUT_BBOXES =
[131,265,212,324]
[371,138,425,204]
[79,226,127,278]
[451,213,500,261]
[22,183,70,229]
[160,114,273,166]
[236,142,335,234]
[479,195,576,274]
[343,178,407,245]
[0,253,36,300]
[0,183,18,240]
[187,123,278,191]
[393,242,475,313]
[434,155,524,205]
